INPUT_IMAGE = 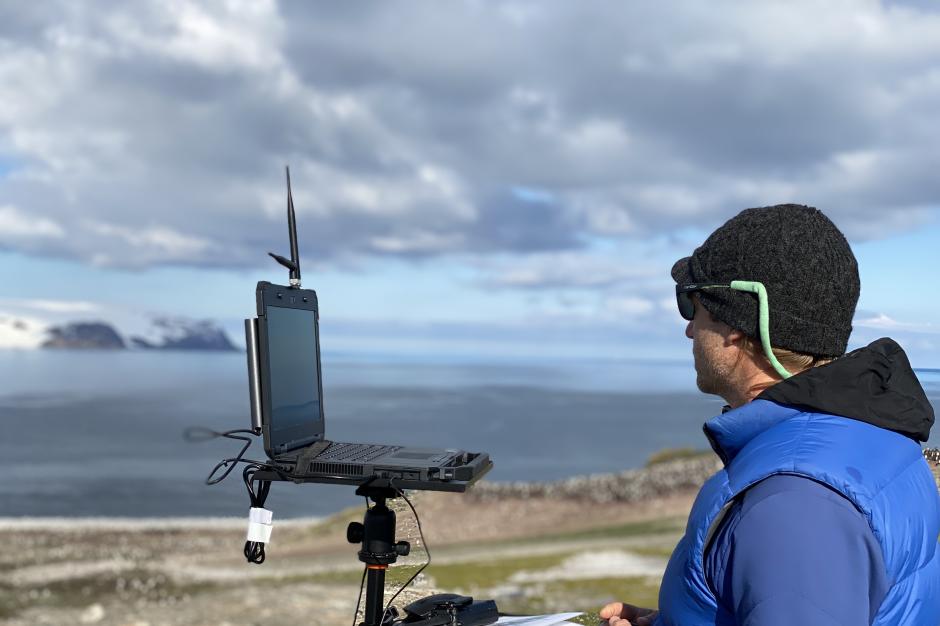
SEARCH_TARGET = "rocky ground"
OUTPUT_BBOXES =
[2,450,938,626]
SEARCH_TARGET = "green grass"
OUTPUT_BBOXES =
[455,519,677,551]
[385,549,664,622]
[494,575,661,619]
[253,552,575,591]
[0,570,218,620]
[420,552,573,590]
[254,569,365,586]
[0,584,20,620]
[628,544,677,559]
[554,576,661,611]
[645,447,711,467]
[305,504,367,536]
[501,517,685,545]
[3,502,683,622]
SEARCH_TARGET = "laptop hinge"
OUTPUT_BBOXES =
[276,434,322,455]
[296,440,332,464]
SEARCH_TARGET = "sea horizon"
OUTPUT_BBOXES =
[3,350,938,519]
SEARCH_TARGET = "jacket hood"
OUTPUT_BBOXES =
[757,337,935,442]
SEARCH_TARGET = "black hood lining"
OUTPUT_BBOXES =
[757,337,935,442]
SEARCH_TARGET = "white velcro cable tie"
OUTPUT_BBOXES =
[247,507,274,543]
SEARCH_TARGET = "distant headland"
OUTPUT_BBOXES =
[1,316,238,351]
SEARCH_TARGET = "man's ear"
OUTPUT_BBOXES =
[724,326,746,347]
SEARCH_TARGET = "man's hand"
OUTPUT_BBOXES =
[598,602,659,626]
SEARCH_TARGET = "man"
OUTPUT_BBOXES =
[600,205,940,625]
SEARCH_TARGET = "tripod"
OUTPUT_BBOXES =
[346,485,412,626]
[245,469,498,626]
[250,460,499,626]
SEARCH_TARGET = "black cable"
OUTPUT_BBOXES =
[183,426,257,443]
[184,426,279,485]
[381,480,431,624]
[352,565,368,626]
[206,455,281,485]
[186,426,283,565]
[244,465,272,507]
[243,465,272,564]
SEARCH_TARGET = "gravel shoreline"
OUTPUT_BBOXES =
[470,454,723,504]
[3,451,938,626]
[471,448,940,503]
[0,455,717,626]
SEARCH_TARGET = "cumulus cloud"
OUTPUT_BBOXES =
[603,296,656,317]
[0,299,101,314]
[854,311,940,334]
[1,0,939,271]
[0,205,64,239]
[479,251,660,290]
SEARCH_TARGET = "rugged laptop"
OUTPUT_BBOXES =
[245,280,490,487]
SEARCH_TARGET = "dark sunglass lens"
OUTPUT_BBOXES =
[677,291,695,320]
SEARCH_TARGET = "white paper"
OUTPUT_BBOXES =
[496,613,583,625]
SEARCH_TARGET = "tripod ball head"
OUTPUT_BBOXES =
[346,521,409,557]
[347,521,365,544]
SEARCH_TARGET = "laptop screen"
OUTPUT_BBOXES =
[265,304,323,449]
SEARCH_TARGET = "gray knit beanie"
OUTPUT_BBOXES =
[671,204,860,357]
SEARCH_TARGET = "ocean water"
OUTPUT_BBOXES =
[1,351,938,518]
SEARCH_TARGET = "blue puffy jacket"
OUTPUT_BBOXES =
[656,337,940,625]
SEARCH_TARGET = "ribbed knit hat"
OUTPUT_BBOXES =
[671,204,860,357]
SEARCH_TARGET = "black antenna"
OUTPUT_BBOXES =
[268,165,302,287]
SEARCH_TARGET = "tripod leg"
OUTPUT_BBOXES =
[362,566,387,626]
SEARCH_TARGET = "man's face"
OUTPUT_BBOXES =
[685,295,738,397]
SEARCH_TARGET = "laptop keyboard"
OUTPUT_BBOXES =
[317,442,401,463]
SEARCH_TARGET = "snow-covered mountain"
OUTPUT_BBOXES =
[44,322,126,349]
[129,316,236,351]
[0,314,48,349]
[0,312,237,351]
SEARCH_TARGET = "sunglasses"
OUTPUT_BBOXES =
[675,279,793,379]
[675,283,732,321]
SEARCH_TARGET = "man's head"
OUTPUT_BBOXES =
[672,204,860,404]
[685,294,742,399]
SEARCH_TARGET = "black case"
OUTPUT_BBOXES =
[255,281,325,459]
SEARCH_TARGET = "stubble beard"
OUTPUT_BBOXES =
[693,336,731,399]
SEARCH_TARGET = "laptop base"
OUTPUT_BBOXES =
[251,451,492,493]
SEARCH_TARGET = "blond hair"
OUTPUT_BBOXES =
[699,299,837,396]
[739,334,836,396]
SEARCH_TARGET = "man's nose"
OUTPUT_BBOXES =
[685,319,693,339]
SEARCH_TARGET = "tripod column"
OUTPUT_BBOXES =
[347,488,410,626]
[364,565,388,626]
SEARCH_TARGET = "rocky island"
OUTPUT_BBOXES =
[42,322,126,349]
[38,318,236,351]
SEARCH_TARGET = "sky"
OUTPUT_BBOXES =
[1,0,939,365]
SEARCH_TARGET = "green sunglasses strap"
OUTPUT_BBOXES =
[729,280,792,380]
